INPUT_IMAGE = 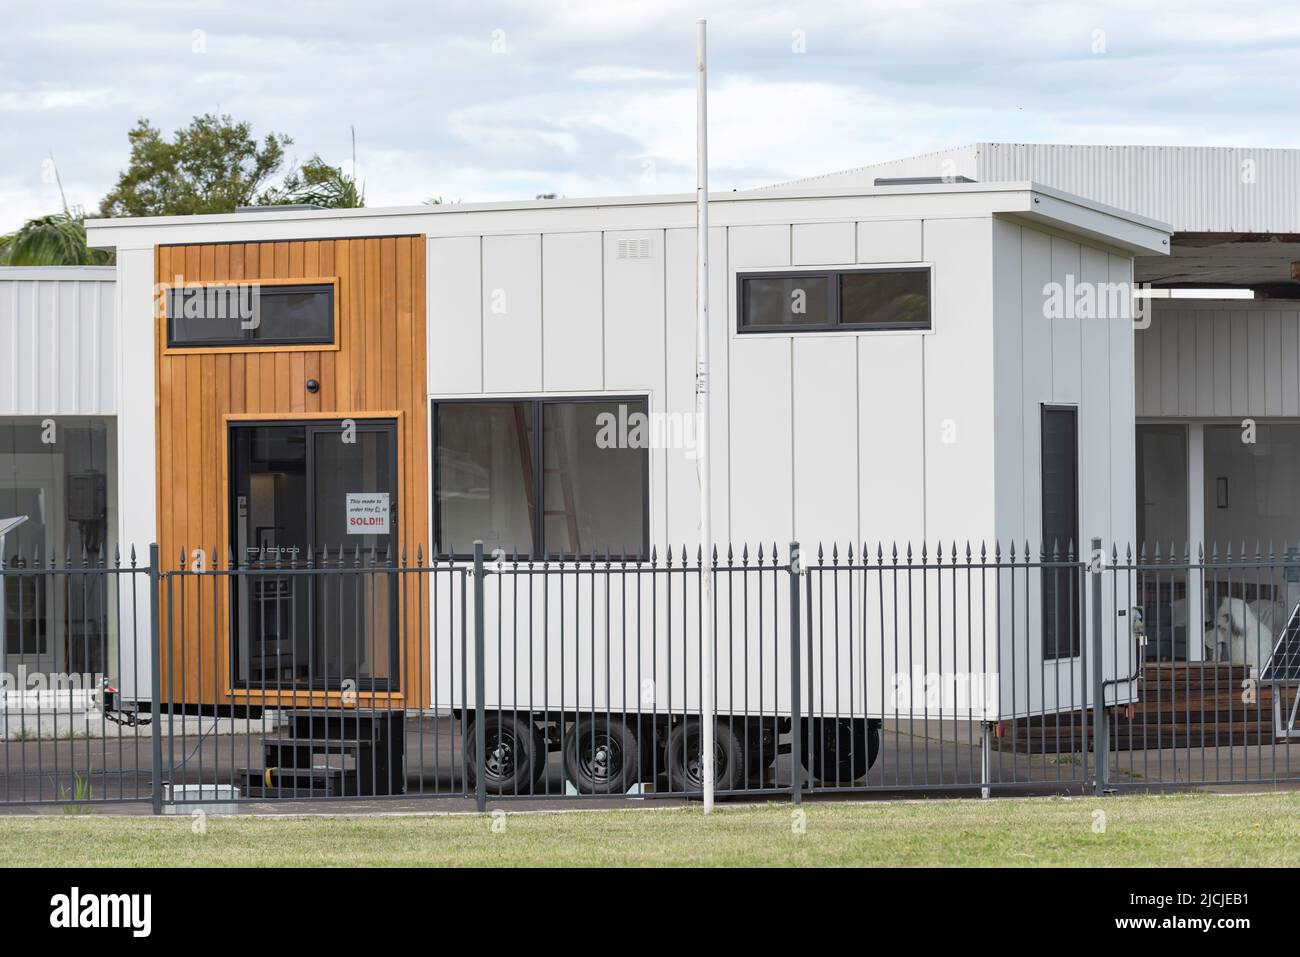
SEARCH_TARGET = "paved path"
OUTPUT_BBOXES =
[3,715,1299,813]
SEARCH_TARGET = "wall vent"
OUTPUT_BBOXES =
[616,238,653,260]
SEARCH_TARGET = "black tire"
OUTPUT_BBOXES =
[563,716,641,794]
[745,721,778,778]
[632,719,668,782]
[801,717,880,783]
[465,713,547,795]
[666,718,745,793]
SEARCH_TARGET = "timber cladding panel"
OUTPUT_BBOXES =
[153,236,429,708]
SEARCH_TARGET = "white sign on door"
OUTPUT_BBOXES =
[345,492,391,535]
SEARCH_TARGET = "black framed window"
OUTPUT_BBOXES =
[433,397,650,559]
[1041,406,1080,659]
[167,282,334,347]
[738,266,930,333]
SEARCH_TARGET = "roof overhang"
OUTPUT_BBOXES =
[84,181,1170,259]
[1137,232,1300,297]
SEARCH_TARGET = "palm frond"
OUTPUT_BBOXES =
[0,210,112,266]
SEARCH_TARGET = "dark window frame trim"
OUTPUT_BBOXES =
[431,395,652,562]
[1040,403,1082,662]
[226,415,401,693]
[164,278,338,350]
[736,265,933,335]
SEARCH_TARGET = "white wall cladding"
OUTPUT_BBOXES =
[0,267,116,415]
[775,143,1300,234]
[431,217,964,550]
[991,221,1139,715]
[991,221,1136,548]
[427,214,1137,562]
[1135,299,1300,418]
[94,185,1158,718]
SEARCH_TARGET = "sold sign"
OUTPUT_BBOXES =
[345,492,391,535]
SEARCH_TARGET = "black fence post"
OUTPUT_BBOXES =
[1090,536,1108,797]
[148,544,163,815]
[789,540,802,805]
[473,540,487,813]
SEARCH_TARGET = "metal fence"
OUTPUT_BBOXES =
[2,539,1298,811]
[0,546,156,807]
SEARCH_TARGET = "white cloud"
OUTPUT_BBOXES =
[1,0,1298,231]
[572,65,680,83]
[0,87,114,111]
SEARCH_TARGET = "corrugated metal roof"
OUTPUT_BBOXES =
[769,145,981,191]
[773,143,1300,233]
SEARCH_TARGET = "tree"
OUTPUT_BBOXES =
[259,155,364,208]
[98,113,292,217]
[0,209,112,266]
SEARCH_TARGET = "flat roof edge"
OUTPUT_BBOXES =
[0,265,117,281]
[83,181,1170,255]
[83,179,1142,228]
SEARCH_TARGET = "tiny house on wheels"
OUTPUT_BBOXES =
[65,177,1168,795]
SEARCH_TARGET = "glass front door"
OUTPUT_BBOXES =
[230,420,398,691]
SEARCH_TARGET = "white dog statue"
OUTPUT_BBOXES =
[1203,598,1272,673]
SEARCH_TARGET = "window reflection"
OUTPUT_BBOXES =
[0,417,117,678]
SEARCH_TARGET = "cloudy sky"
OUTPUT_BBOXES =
[1,0,1297,232]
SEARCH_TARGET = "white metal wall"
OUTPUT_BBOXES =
[427,215,1003,552]
[991,220,1139,716]
[1136,298,1300,418]
[0,267,117,415]
[428,212,1142,718]
[89,184,1161,716]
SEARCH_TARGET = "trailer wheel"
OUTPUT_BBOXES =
[800,718,880,783]
[562,716,641,794]
[745,721,778,778]
[465,713,547,795]
[666,718,745,793]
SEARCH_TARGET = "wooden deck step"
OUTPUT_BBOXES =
[997,662,1284,753]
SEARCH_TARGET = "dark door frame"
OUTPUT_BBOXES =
[227,416,400,692]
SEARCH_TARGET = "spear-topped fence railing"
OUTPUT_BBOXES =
[0,538,1297,810]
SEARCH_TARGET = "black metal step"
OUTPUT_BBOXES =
[238,710,407,798]
[279,708,403,719]
[237,765,354,798]
[241,785,347,800]
[264,737,376,762]
[277,710,401,741]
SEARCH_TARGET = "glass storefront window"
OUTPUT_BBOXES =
[0,417,117,680]
[1136,424,1188,553]
[1204,423,1300,549]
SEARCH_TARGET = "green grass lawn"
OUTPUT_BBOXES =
[1,792,1297,867]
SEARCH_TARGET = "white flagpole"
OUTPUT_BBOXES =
[695,17,715,814]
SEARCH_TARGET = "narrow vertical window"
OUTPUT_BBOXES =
[1041,406,1080,659]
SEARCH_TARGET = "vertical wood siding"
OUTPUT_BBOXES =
[154,236,428,707]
